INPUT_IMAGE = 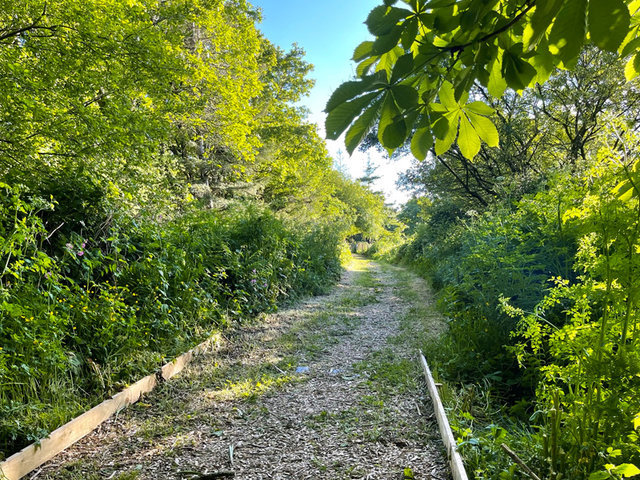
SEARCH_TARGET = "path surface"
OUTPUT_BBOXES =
[38,258,450,480]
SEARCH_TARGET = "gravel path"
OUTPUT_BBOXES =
[38,258,450,480]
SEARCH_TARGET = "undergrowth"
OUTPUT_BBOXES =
[0,184,343,458]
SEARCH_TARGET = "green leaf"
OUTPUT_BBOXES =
[620,35,640,57]
[625,52,640,81]
[588,472,611,480]
[373,26,404,55]
[433,6,458,33]
[376,46,405,80]
[392,84,419,109]
[382,116,408,149]
[357,57,378,78]
[345,99,383,155]
[502,50,537,91]
[466,111,499,148]
[378,93,400,143]
[458,114,481,159]
[465,101,494,116]
[432,113,448,138]
[548,0,587,65]
[391,54,415,83]
[612,464,640,478]
[325,91,381,140]
[589,0,630,52]
[353,41,375,62]
[531,39,556,84]
[434,111,459,155]
[487,53,507,97]
[454,68,474,102]
[438,81,458,110]
[524,0,564,51]
[366,5,412,36]
[426,0,456,7]
[613,179,636,201]
[411,127,433,160]
[325,73,385,112]
[401,18,419,50]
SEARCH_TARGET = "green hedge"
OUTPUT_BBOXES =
[0,183,342,457]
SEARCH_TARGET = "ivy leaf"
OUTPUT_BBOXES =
[548,0,587,65]
[588,0,630,52]
[458,114,481,160]
[325,91,381,140]
[411,127,434,161]
[345,98,383,155]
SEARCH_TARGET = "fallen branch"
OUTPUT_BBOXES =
[500,443,542,480]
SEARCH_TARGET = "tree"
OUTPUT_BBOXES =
[357,156,381,186]
[325,0,640,161]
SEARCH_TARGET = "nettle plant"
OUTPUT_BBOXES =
[326,0,640,160]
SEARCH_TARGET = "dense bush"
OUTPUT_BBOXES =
[397,190,577,401]
[398,152,640,478]
[0,184,344,457]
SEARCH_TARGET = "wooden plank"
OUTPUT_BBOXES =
[0,333,222,480]
[419,350,469,480]
[161,350,194,380]
[0,374,157,480]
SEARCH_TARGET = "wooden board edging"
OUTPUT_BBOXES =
[419,350,469,480]
[0,333,222,480]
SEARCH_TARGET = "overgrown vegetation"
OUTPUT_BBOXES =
[389,48,640,480]
[0,0,396,459]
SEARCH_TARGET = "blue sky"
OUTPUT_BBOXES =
[251,0,413,206]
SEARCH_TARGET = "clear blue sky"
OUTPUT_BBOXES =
[251,0,413,206]
[251,0,374,119]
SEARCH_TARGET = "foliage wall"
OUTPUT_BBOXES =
[395,50,640,479]
[0,0,394,458]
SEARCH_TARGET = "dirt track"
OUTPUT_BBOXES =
[38,257,450,480]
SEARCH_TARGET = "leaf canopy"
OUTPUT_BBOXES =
[326,0,640,161]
